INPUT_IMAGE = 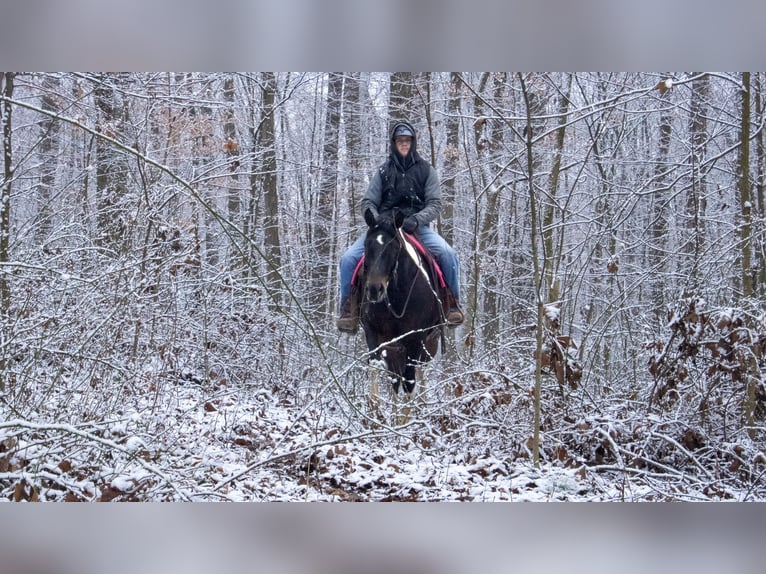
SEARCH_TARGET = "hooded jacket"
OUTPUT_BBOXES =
[360,121,441,227]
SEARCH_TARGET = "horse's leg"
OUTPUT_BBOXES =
[415,365,427,406]
[383,343,406,395]
[412,328,439,406]
[368,367,381,413]
[364,327,386,415]
[424,327,440,360]
[402,364,416,395]
[397,388,413,426]
[391,363,417,425]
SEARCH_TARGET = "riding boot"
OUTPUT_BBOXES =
[442,288,465,327]
[336,286,359,334]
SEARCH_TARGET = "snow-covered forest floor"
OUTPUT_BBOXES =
[3,313,764,502]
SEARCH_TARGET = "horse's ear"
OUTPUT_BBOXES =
[364,208,376,228]
[393,209,405,229]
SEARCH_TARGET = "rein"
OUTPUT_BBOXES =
[384,228,425,320]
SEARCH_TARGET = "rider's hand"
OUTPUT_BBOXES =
[402,216,418,233]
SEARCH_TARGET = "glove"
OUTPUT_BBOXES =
[402,216,418,233]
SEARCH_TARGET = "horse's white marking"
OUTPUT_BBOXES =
[401,230,430,282]
[370,358,387,370]
[376,233,385,246]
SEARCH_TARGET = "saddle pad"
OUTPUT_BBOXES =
[404,233,447,288]
[351,257,365,286]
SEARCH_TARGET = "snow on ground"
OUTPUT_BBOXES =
[149,378,596,502]
[1,359,762,501]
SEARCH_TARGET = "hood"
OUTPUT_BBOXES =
[389,120,419,162]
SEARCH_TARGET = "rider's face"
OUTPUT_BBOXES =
[395,136,412,155]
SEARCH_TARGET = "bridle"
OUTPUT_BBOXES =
[365,226,423,320]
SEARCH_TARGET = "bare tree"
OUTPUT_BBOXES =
[683,73,710,291]
[261,72,282,308]
[223,76,241,227]
[388,72,416,123]
[648,77,674,315]
[313,73,344,317]
[472,72,508,347]
[36,73,61,242]
[242,73,263,275]
[543,74,573,304]
[93,73,131,251]
[438,73,464,366]
[738,72,753,299]
[755,72,766,296]
[343,72,366,230]
[519,73,545,468]
[441,73,462,247]
[0,72,14,392]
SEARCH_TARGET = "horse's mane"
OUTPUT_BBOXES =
[367,212,397,235]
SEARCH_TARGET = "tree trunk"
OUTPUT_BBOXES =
[519,73,545,468]
[648,80,673,315]
[261,72,283,308]
[94,73,130,251]
[0,72,14,392]
[544,74,572,304]
[474,72,507,347]
[223,76,241,229]
[740,76,756,438]
[738,72,753,299]
[755,73,766,296]
[313,73,343,317]
[344,72,366,230]
[243,74,262,276]
[37,73,61,242]
[684,73,710,292]
[439,72,463,368]
[441,73,461,246]
[388,72,416,124]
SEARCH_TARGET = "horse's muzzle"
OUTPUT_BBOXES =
[365,281,387,304]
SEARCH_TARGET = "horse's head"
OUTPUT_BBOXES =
[363,208,405,304]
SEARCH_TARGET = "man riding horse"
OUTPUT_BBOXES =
[337,120,464,333]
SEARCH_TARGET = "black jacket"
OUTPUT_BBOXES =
[361,121,441,226]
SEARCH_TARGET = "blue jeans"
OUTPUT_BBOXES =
[339,226,461,304]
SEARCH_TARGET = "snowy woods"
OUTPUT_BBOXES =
[0,72,765,501]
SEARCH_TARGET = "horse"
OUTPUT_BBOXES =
[358,208,443,402]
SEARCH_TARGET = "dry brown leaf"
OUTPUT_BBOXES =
[655,79,673,94]
[13,480,39,502]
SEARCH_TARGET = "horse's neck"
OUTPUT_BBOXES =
[398,233,430,285]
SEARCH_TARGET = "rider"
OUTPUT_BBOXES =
[336,120,465,333]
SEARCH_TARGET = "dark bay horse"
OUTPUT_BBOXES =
[359,208,443,398]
